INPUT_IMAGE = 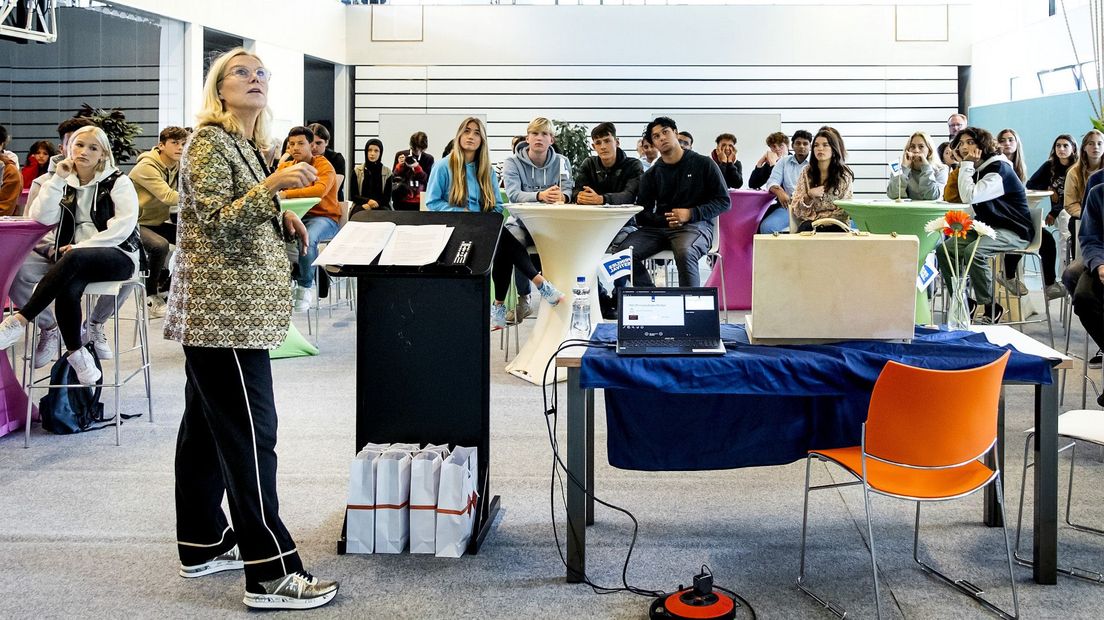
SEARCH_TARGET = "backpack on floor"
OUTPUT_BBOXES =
[39,343,106,434]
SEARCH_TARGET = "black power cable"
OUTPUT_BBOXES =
[538,340,756,619]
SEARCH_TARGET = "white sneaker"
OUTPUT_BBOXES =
[66,347,101,385]
[294,288,315,312]
[147,295,167,319]
[0,315,25,351]
[34,326,60,369]
[86,321,113,360]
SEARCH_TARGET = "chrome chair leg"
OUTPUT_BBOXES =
[1014,432,1104,583]
[861,480,882,620]
[796,455,848,618]
[913,479,1019,619]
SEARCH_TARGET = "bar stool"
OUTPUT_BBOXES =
[21,277,153,447]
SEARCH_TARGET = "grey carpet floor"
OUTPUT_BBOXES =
[2,296,1103,619]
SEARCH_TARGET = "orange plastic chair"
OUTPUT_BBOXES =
[797,351,1018,620]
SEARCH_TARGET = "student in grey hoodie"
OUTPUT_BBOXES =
[500,117,574,320]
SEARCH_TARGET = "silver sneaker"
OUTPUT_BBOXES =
[66,347,101,385]
[179,545,244,578]
[34,326,60,369]
[0,315,25,352]
[86,321,113,360]
[243,571,338,610]
[147,295,167,319]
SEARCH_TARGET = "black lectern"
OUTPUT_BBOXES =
[336,210,502,555]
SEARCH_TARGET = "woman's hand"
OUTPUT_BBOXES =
[282,211,309,254]
[54,158,75,180]
[264,162,317,195]
[807,186,826,199]
[367,199,379,210]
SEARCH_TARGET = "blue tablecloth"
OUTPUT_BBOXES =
[579,324,1056,471]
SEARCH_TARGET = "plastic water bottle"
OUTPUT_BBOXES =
[570,276,591,339]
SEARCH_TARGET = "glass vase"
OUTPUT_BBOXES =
[946,276,971,331]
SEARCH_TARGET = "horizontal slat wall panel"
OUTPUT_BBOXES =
[0,9,163,169]
[353,63,959,198]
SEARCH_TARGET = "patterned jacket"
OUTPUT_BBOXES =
[164,125,291,349]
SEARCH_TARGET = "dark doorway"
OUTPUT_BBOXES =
[304,56,336,133]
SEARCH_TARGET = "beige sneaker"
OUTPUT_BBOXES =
[179,545,244,578]
[147,295,167,319]
[243,571,338,610]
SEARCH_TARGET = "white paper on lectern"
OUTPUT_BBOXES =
[377,225,454,266]
[312,221,396,267]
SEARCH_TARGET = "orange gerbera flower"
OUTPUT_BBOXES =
[943,210,973,239]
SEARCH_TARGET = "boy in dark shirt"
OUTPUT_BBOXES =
[616,117,730,287]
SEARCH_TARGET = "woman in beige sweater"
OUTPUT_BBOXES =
[791,127,854,231]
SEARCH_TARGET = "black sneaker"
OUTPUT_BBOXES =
[1091,351,1102,370]
[244,571,338,610]
[986,302,1005,324]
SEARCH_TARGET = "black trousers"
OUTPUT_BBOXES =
[1003,232,1058,285]
[139,223,177,295]
[1063,261,1104,352]
[19,247,133,351]
[176,346,303,584]
[491,228,540,303]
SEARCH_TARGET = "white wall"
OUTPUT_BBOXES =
[108,0,348,64]
[970,0,1098,107]
[249,42,306,142]
[344,4,973,66]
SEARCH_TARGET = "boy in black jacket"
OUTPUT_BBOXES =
[574,122,644,207]
[615,117,730,287]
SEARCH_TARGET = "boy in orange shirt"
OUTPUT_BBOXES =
[278,126,339,311]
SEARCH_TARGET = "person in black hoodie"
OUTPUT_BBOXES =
[574,122,645,318]
[574,122,644,207]
[937,127,1034,324]
[615,117,729,287]
[711,133,743,189]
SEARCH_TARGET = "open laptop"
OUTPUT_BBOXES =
[616,287,726,356]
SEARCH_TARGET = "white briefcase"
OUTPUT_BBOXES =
[747,223,919,344]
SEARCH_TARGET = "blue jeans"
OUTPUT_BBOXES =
[758,205,790,234]
[296,215,340,287]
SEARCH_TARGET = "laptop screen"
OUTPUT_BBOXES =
[617,288,720,341]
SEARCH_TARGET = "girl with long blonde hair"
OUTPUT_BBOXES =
[426,117,563,329]
[887,130,947,200]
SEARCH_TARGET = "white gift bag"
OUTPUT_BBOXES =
[345,445,388,554]
[374,449,413,553]
[435,446,479,558]
[409,448,448,554]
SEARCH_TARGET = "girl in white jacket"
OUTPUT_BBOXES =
[0,125,140,383]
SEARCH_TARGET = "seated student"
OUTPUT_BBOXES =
[502,117,575,320]
[937,127,1034,324]
[1023,134,1077,300]
[636,137,659,171]
[21,140,56,191]
[0,124,22,216]
[614,117,729,288]
[748,131,788,190]
[351,138,391,215]
[1063,179,1104,386]
[677,131,693,150]
[791,128,853,232]
[574,122,645,317]
[886,131,947,201]
[426,117,563,329]
[129,126,187,318]
[711,133,743,189]
[277,125,340,311]
[308,122,346,201]
[762,129,812,233]
[573,122,644,208]
[0,126,140,384]
[391,131,433,211]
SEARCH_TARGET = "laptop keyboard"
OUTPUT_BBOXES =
[620,338,717,349]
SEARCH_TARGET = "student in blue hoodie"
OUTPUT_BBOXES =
[501,117,574,321]
[427,117,564,329]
